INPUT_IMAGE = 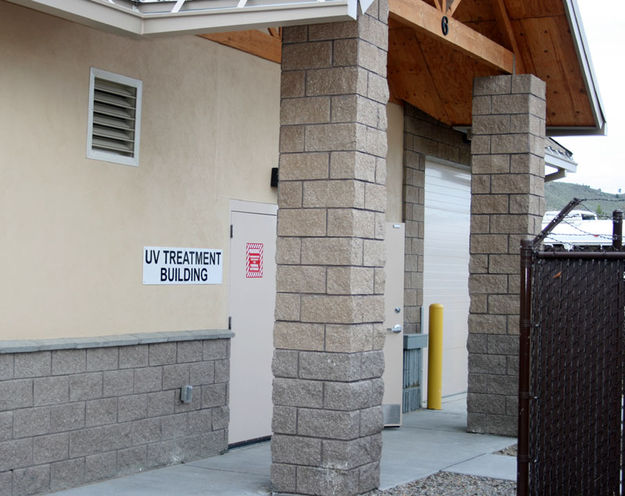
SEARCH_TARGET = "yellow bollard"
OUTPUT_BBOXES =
[427,303,443,410]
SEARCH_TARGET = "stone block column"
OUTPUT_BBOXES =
[467,75,545,436]
[401,108,425,335]
[271,3,388,495]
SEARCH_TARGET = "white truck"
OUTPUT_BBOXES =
[541,210,614,248]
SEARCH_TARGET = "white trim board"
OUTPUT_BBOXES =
[7,0,361,37]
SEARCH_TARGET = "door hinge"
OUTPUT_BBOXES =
[230,224,233,239]
[228,316,232,330]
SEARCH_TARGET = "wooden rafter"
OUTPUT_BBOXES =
[447,0,462,17]
[389,0,513,73]
[199,29,281,64]
[435,0,462,15]
[492,0,524,73]
[267,27,282,39]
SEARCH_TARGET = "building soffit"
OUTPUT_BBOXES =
[387,0,605,136]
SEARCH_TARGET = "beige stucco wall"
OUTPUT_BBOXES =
[0,1,279,339]
[386,102,404,223]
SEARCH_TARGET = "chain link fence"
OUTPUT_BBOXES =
[518,199,625,496]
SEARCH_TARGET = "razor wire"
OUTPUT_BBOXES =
[540,197,623,247]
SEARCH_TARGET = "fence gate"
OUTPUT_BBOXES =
[518,204,625,496]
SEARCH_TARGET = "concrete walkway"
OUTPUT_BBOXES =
[53,395,516,495]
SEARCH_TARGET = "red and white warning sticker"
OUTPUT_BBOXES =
[246,243,263,278]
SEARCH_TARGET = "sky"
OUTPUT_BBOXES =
[556,0,625,194]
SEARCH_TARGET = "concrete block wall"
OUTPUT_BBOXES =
[0,332,231,496]
[467,74,545,436]
[402,104,470,334]
[272,2,389,495]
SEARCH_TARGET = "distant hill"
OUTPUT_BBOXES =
[545,181,625,218]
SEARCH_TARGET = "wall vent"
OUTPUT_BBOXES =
[87,68,142,167]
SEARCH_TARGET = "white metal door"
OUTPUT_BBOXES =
[382,222,405,426]
[423,160,471,399]
[228,201,277,445]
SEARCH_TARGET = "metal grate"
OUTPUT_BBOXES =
[403,333,427,413]
[522,253,625,495]
[87,68,142,167]
[92,78,138,157]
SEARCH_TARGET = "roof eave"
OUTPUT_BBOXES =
[561,0,606,137]
[547,124,607,137]
[544,152,577,173]
[7,0,357,37]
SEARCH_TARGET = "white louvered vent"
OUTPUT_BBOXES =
[87,68,142,167]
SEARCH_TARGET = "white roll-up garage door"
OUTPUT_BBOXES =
[423,159,471,398]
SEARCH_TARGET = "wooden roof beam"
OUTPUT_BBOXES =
[389,0,514,73]
[199,30,281,63]
[492,0,524,73]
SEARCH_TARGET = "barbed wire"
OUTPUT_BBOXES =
[547,234,615,241]
[557,219,615,240]
[576,198,625,203]
[541,198,623,245]
[543,235,615,242]
[541,236,617,248]
[553,198,625,221]
[543,234,615,241]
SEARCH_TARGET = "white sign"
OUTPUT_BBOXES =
[143,246,223,285]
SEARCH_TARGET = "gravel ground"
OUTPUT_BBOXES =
[496,444,518,457]
[368,444,518,496]
[370,472,516,496]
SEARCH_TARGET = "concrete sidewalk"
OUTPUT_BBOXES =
[53,395,516,495]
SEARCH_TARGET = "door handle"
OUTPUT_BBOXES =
[387,324,402,334]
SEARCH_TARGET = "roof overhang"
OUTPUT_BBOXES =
[550,0,606,136]
[6,0,361,36]
[388,0,606,138]
[545,138,577,177]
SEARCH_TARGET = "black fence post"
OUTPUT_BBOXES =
[517,239,533,496]
[613,210,623,250]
